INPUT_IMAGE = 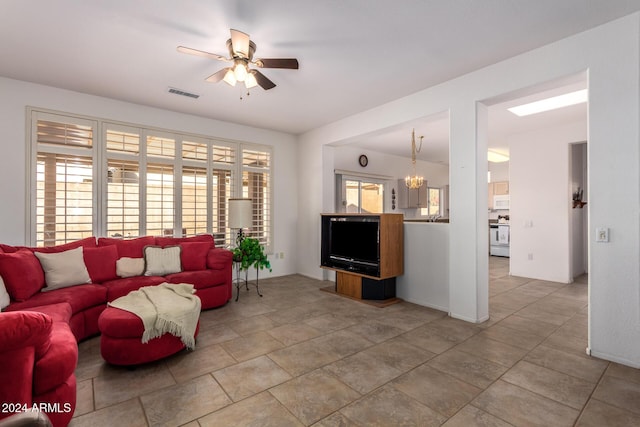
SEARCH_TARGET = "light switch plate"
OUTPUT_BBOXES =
[596,227,609,243]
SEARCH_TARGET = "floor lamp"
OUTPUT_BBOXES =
[229,198,255,301]
[228,198,252,246]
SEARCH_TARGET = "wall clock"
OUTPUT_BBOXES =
[358,154,368,167]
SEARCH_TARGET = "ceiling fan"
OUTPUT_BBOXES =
[177,29,299,90]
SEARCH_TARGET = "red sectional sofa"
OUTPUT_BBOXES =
[0,234,233,426]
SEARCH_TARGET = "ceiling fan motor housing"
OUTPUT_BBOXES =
[227,39,256,60]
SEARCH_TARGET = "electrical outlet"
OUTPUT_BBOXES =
[527,253,533,261]
[596,227,609,243]
[279,252,284,259]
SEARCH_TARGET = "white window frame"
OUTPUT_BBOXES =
[335,171,389,214]
[26,107,274,251]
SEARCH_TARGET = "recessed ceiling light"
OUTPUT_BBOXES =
[508,89,587,117]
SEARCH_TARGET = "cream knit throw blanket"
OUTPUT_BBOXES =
[109,283,201,350]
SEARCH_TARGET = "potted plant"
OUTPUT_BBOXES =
[231,237,271,300]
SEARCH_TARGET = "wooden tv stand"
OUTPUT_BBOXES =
[321,213,403,305]
[336,270,397,298]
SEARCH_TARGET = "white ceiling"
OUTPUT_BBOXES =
[345,76,589,164]
[1,1,637,160]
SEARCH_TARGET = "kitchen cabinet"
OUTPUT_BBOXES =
[494,181,509,195]
[397,179,428,208]
[488,181,509,208]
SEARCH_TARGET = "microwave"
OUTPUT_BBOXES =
[493,195,510,210]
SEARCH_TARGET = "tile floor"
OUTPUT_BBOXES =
[69,257,640,426]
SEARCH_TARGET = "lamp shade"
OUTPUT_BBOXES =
[228,198,252,229]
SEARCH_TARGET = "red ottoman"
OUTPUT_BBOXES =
[98,306,200,365]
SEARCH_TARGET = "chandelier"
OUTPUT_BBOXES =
[405,129,425,189]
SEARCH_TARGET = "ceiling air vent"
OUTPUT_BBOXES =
[168,87,200,99]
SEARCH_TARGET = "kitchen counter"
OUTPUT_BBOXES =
[404,218,450,223]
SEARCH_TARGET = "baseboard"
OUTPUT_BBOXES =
[449,312,490,324]
[589,349,640,369]
[399,297,448,313]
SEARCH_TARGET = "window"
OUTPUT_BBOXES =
[420,186,444,217]
[105,127,140,238]
[146,163,175,236]
[336,174,386,214]
[181,139,209,236]
[211,144,235,246]
[32,113,96,247]
[28,109,273,251]
[242,148,272,247]
[106,159,140,238]
[427,187,441,215]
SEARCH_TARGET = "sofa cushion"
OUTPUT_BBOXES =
[31,237,97,254]
[0,250,45,301]
[98,306,146,337]
[28,302,73,324]
[143,245,182,276]
[0,243,17,253]
[6,284,108,315]
[155,234,214,248]
[165,269,228,290]
[83,245,119,283]
[101,276,165,302]
[180,242,210,271]
[35,247,92,291]
[0,237,97,254]
[116,257,145,278]
[97,236,156,258]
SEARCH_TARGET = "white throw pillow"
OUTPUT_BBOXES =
[0,275,10,310]
[143,245,182,276]
[34,247,91,291]
[116,257,145,278]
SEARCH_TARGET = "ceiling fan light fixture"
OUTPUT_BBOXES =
[245,71,258,89]
[223,69,237,86]
[234,61,248,82]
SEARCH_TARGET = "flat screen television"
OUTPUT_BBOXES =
[321,215,380,277]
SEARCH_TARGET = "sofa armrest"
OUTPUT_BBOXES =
[0,312,54,420]
[0,311,52,357]
[206,247,233,270]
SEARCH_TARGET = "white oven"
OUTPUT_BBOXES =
[490,223,510,257]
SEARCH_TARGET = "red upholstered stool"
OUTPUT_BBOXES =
[98,306,200,365]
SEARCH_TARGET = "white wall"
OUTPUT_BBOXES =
[488,161,509,182]
[0,77,299,278]
[509,121,587,283]
[397,223,449,311]
[331,145,449,217]
[298,13,640,367]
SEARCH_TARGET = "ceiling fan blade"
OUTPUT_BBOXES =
[230,29,250,58]
[255,58,299,69]
[177,46,227,61]
[205,68,230,83]
[252,70,276,90]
